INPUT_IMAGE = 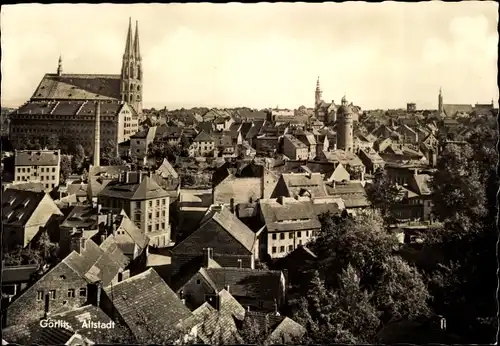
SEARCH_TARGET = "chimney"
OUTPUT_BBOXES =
[225,285,230,293]
[203,247,213,268]
[93,102,101,167]
[230,198,235,213]
[97,204,102,214]
[106,212,113,234]
[118,270,130,282]
[100,234,106,244]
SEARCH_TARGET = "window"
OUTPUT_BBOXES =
[258,301,264,308]
[52,168,56,172]
[162,210,166,216]
[148,213,152,220]
[37,291,44,301]
[156,212,159,218]
[161,222,165,229]
[80,288,87,297]
[272,234,276,240]
[155,224,159,230]
[156,200,160,206]
[306,231,309,237]
[49,290,56,299]
[52,176,55,180]
[135,201,141,209]
[41,168,44,172]
[196,279,201,285]
[148,225,152,232]
[289,233,293,239]
[149,201,153,207]
[41,176,44,181]
[67,289,75,298]
[162,198,166,205]
[288,245,293,252]
[297,232,302,238]
[280,246,285,252]
[280,233,285,240]
[272,246,277,253]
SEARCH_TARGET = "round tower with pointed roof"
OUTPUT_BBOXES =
[336,95,354,152]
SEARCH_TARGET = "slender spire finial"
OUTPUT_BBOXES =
[134,20,141,60]
[57,54,63,76]
[124,17,134,57]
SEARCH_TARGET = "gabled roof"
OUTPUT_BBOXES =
[193,130,215,142]
[205,267,283,301]
[2,189,56,227]
[278,172,329,198]
[443,104,473,117]
[112,214,150,251]
[99,176,170,201]
[410,174,432,195]
[49,305,114,342]
[155,158,179,179]
[192,289,245,344]
[266,316,307,344]
[31,73,121,101]
[103,268,193,338]
[173,205,256,254]
[63,239,129,286]
[212,160,264,187]
[260,198,321,232]
[15,150,61,166]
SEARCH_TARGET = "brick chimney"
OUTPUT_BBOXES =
[203,248,213,268]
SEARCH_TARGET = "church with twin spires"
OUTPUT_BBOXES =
[9,18,142,154]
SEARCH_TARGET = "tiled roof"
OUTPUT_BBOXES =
[245,121,266,140]
[103,268,193,339]
[321,150,364,167]
[312,201,343,216]
[260,198,321,233]
[3,182,46,193]
[113,214,149,250]
[283,134,307,148]
[2,189,51,227]
[205,267,283,302]
[266,316,306,344]
[326,181,366,195]
[280,173,329,198]
[15,150,61,166]
[37,326,75,345]
[193,130,214,142]
[99,176,170,201]
[60,205,99,230]
[155,158,179,179]
[88,165,130,178]
[99,237,131,269]
[31,73,121,101]
[212,160,264,187]
[412,174,432,195]
[193,290,245,344]
[443,104,473,117]
[49,305,114,342]
[173,206,256,255]
[63,239,128,286]
[1,264,39,284]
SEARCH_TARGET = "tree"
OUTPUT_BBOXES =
[72,144,86,172]
[3,246,43,267]
[291,209,431,342]
[37,231,59,265]
[430,143,487,235]
[422,120,498,343]
[365,169,400,226]
[46,134,59,150]
[60,155,72,183]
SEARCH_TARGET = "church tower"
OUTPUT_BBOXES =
[336,95,354,152]
[315,77,323,107]
[121,18,143,115]
[438,87,443,114]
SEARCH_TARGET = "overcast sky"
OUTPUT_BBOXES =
[1,2,498,110]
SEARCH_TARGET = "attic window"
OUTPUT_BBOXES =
[8,197,16,206]
[68,93,73,97]
[41,86,45,89]
[6,211,14,220]
[22,199,30,207]
[17,212,24,220]
[37,94,42,97]
[60,275,66,280]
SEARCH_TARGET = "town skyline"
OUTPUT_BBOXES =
[1,2,498,110]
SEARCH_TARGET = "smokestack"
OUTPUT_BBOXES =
[93,102,101,167]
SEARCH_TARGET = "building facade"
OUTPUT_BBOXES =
[14,149,61,191]
[9,18,142,153]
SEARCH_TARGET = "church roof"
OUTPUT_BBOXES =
[31,73,122,101]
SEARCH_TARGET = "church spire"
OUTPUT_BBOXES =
[134,21,141,60]
[438,87,443,114]
[124,17,134,58]
[57,54,63,76]
[315,76,322,106]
